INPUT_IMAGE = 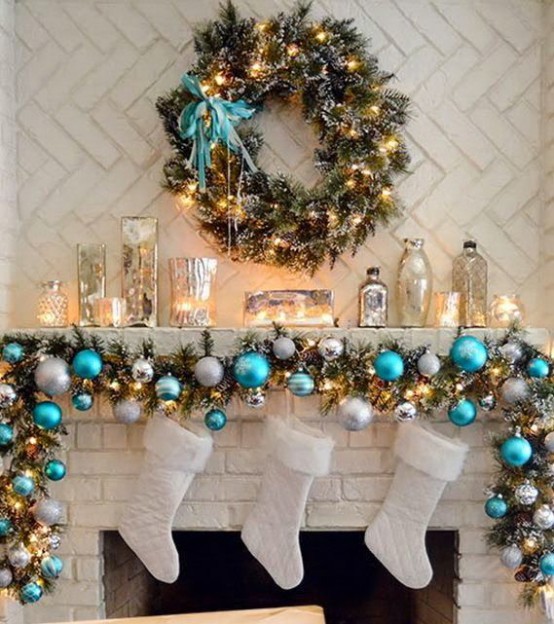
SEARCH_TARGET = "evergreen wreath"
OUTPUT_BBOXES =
[157,1,411,274]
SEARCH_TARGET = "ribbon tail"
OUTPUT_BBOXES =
[228,127,258,174]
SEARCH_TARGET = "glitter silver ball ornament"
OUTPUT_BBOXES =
[194,356,224,387]
[34,357,71,397]
[245,389,265,409]
[417,351,441,377]
[501,378,529,404]
[337,397,373,431]
[500,545,523,569]
[112,399,142,424]
[318,337,344,361]
[272,336,296,360]
[534,505,554,529]
[395,401,417,422]
[0,568,12,588]
[0,383,16,408]
[33,498,64,526]
[131,358,154,383]
[479,394,497,412]
[499,342,523,363]
[515,482,539,506]
[49,535,61,550]
[8,544,31,568]
[545,432,554,452]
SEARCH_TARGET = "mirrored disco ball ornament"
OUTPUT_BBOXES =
[245,389,265,409]
[395,401,417,422]
[34,357,71,397]
[534,505,554,529]
[8,544,31,568]
[194,356,224,387]
[131,358,154,383]
[515,481,539,506]
[272,336,296,360]
[0,383,16,408]
[337,397,373,431]
[33,498,63,526]
[318,337,344,361]
[49,535,61,550]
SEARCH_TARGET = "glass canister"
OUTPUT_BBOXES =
[169,258,217,327]
[489,294,525,328]
[359,267,388,327]
[396,238,433,327]
[37,281,69,327]
[452,240,487,327]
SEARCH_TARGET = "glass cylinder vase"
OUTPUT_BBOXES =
[94,297,127,328]
[37,281,69,328]
[169,258,217,327]
[434,291,461,328]
[396,238,433,327]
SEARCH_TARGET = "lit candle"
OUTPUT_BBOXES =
[94,298,127,327]
[434,292,461,328]
[489,294,525,328]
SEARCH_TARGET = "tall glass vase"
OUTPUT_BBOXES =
[169,258,217,327]
[396,238,432,327]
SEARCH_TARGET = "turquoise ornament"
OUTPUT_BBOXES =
[33,401,62,430]
[20,582,43,604]
[204,409,227,431]
[40,555,63,579]
[155,376,182,401]
[72,393,93,412]
[45,459,66,481]
[485,496,508,519]
[0,517,12,536]
[374,350,404,382]
[500,435,532,467]
[287,371,315,397]
[540,553,554,576]
[450,336,488,373]
[0,423,13,446]
[527,357,550,379]
[178,73,258,190]
[233,352,270,389]
[2,342,24,364]
[72,349,103,380]
[448,399,477,427]
[12,475,35,497]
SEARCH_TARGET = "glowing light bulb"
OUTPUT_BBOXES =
[381,188,392,199]
[315,31,328,43]
[214,73,226,86]
[369,105,380,115]
[347,57,360,71]
[287,44,300,57]
[110,381,120,391]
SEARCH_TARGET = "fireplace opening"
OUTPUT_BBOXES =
[103,531,458,624]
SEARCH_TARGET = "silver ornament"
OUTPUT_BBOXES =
[479,394,497,412]
[272,337,296,360]
[534,505,554,529]
[501,378,529,404]
[49,535,61,550]
[8,544,31,568]
[417,351,441,377]
[337,397,373,431]
[131,358,154,383]
[33,498,64,526]
[0,384,16,408]
[395,401,417,422]
[500,545,523,569]
[515,482,539,506]
[318,337,344,361]
[245,389,265,409]
[34,357,71,397]
[194,356,224,387]
[0,568,12,588]
[113,399,142,424]
[499,342,523,363]
[545,432,554,453]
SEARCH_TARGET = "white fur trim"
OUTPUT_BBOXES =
[144,414,213,472]
[394,422,468,482]
[265,417,334,476]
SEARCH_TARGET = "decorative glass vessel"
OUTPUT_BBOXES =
[169,258,217,327]
[77,243,106,326]
[94,298,127,327]
[489,294,525,328]
[396,238,432,327]
[434,291,462,328]
[452,240,487,327]
[359,267,388,327]
[37,281,69,328]
[244,290,334,327]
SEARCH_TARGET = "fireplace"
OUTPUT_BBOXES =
[102,531,457,624]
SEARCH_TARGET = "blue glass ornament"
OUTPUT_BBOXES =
[20,582,43,604]
[500,435,532,467]
[485,496,508,519]
[288,371,315,397]
[32,401,62,430]
[540,553,554,576]
[450,336,488,373]
[374,350,404,382]
[72,349,103,380]
[0,423,13,446]
[448,399,477,427]
[233,352,270,388]
[12,475,35,496]
[204,408,227,431]
[2,342,24,364]
[155,376,182,401]
[45,459,66,482]
[0,517,12,536]
[527,357,550,379]
[40,555,63,579]
[72,393,93,412]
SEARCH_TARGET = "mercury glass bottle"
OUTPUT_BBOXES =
[37,281,69,327]
[359,266,388,327]
[452,240,487,327]
[396,238,432,327]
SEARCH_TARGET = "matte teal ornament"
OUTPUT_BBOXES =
[2,342,24,364]
[32,401,62,430]
[374,350,404,382]
[20,582,43,604]
[72,393,93,412]
[540,553,554,576]
[0,517,12,536]
[287,371,315,397]
[450,336,488,373]
[40,555,63,579]
[233,352,271,388]
[72,349,103,380]
[204,408,227,431]
[155,376,182,401]
[45,459,66,482]
[527,357,550,379]
[448,399,477,427]
[12,474,35,496]
[485,496,508,519]
[0,423,13,446]
[500,435,532,467]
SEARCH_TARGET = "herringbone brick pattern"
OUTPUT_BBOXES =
[15,0,545,328]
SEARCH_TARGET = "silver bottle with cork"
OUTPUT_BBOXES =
[359,266,388,327]
[452,240,487,327]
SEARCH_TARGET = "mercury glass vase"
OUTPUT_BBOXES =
[169,258,217,327]
[37,281,69,328]
[359,266,388,327]
[396,238,433,327]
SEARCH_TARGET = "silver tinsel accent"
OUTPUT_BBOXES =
[0,383,16,408]
[8,544,31,568]
[318,337,344,361]
[34,357,71,397]
[395,401,417,422]
[245,389,265,409]
[194,356,224,387]
[272,336,296,360]
[337,397,373,431]
[500,545,523,569]
[131,358,154,383]
[514,481,539,505]
[501,378,529,404]
[0,568,12,588]
[113,399,142,424]
[534,505,554,529]
[33,498,64,526]
[479,394,496,412]
[50,535,61,550]
[417,351,441,377]
[499,342,523,363]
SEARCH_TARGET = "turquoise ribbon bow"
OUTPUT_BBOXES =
[178,73,258,191]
